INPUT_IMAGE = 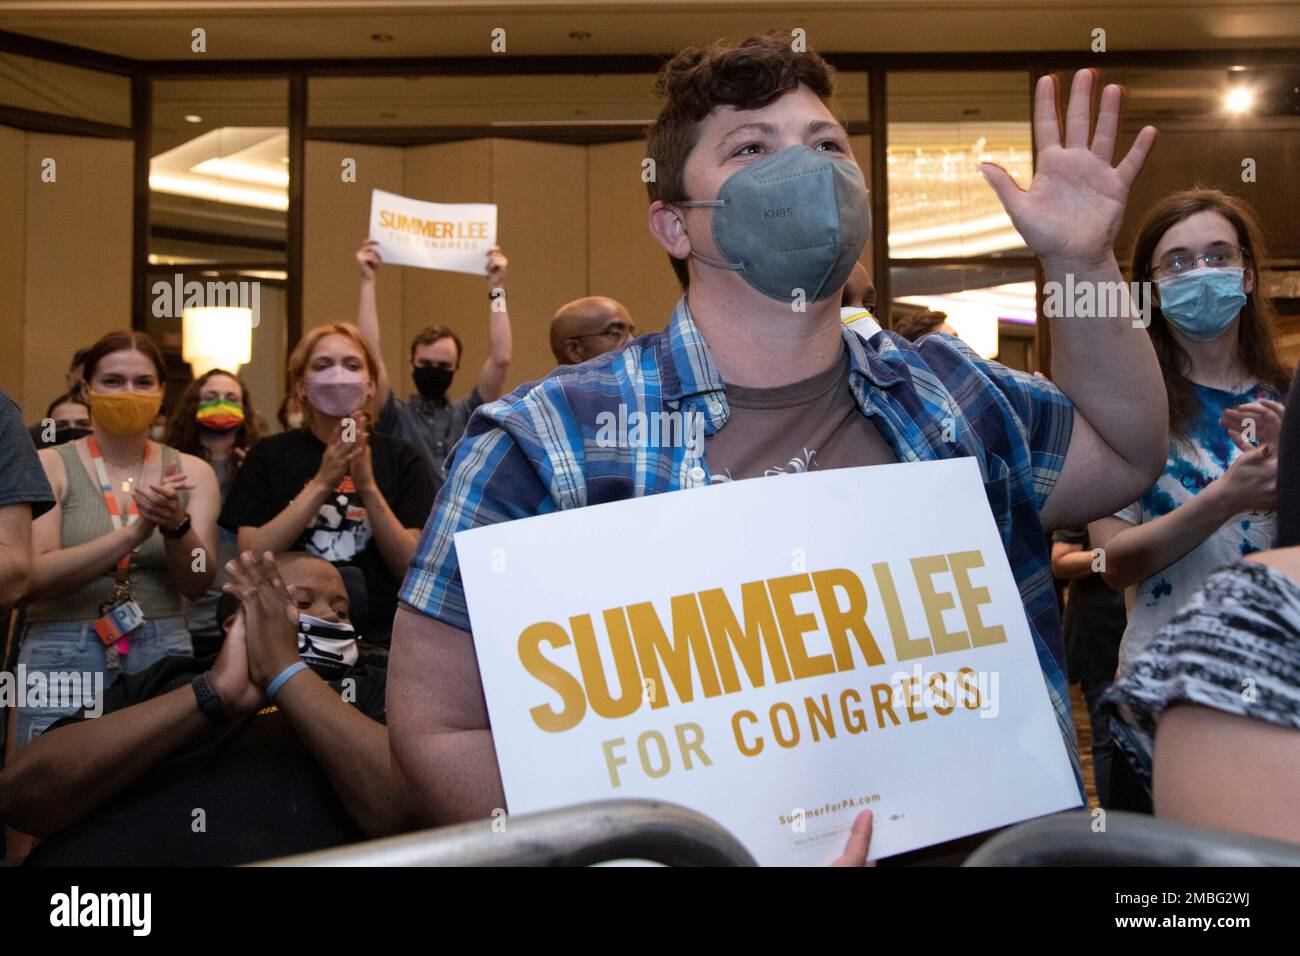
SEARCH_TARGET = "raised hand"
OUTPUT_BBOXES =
[207,606,268,717]
[347,414,377,495]
[314,419,359,492]
[357,238,383,281]
[224,550,302,688]
[132,461,193,530]
[980,70,1157,269]
[486,246,508,291]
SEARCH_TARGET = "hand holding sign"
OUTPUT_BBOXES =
[369,189,498,276]
[455,458,1082,865]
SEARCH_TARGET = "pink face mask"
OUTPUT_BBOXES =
[306,365,368,418]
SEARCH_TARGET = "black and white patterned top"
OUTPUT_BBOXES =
[1103,559,1300,790]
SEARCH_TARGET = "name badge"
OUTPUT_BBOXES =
[93,599,145,646]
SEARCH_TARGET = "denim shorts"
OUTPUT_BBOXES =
[14,616,192,748]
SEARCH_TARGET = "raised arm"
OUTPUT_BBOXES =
[1088,442,1276,590]
[477,246,513,403]
[356,238,393,410]
[982,70,1165,530]
[236,421,354,556]
[228,551,414,837]
[388,605,505,825]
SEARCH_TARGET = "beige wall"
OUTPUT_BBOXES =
[0,125,26,407]
[0,127,133,421]
[303,137,686,402]
[302,140,406,386]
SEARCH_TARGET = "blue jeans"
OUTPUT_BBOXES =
[14,616,192,748]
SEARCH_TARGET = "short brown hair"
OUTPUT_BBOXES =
[895,310,950,342]
[410,325,463,367]
[81,330,167,384]
[646,32,839,290]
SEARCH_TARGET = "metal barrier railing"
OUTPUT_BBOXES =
[254,798,757,867]
[964,809,1300,867]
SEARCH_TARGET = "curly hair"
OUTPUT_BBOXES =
[646,32,839,290]
[164,368,262,463]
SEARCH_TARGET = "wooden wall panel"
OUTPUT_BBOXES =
[0,126,26,410]
[401,140,492,403]
[586,139,682,337]
[302,140,405,388]
[21,132,132,422]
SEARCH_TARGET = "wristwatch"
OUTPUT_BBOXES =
[191,672,229,726]
[161,512,192,539]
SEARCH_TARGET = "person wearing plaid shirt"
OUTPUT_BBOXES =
[389,36,1167,828]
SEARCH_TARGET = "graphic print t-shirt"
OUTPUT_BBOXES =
[705,351,897,482]
[1114,381,1282,674]
[219,428,434,643]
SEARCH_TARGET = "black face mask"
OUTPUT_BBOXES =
[413,365,454,401]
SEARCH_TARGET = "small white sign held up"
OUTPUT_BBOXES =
[368,188,497,275]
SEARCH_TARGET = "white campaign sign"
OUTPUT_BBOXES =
[368,189,497,275]
[456,458,1082,865]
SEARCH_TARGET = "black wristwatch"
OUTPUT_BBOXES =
[191,673,229,726]
[161,513,192,539]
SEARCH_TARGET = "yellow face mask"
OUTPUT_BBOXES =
[89,390,163,437]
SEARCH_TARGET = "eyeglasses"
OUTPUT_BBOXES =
[1153,242,1248,277]
[572,322,636,343]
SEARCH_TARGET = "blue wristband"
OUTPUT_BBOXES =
[267,661,308,698]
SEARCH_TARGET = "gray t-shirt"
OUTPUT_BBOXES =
[2,388,54,519]
[377,387,483,492]
[706,352,897,482]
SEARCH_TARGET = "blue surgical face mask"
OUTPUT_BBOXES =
[1157,266,1247,342]
[677,145,871,304]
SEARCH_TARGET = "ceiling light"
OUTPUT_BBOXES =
[1225,87,1254,114]
[184,114,202,123]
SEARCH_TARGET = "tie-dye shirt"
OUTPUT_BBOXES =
[1114,381,1281,673]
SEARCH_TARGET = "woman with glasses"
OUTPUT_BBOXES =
[1088,188,1290,809]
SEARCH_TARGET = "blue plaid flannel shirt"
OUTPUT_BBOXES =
[401,296,1082,785]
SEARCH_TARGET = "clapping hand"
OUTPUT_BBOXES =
[1222,399,1285,454]
[223,551,303,689]
[132,460,193,531]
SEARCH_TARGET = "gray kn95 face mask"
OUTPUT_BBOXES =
[677,144,871,304]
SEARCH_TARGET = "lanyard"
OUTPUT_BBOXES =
[88,436,150,575]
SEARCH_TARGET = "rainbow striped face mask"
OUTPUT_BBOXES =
[195,398,245,433]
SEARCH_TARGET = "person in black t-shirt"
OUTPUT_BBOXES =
[0,552,413,866]
[1051,526,1127,807]
[220,324,434,646]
